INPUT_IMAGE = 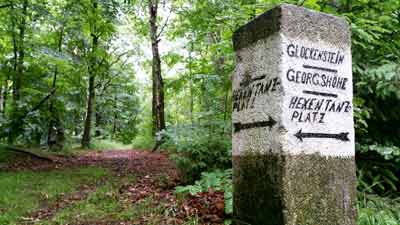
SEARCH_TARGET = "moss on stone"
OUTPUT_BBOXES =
[233,153,357,225]
[233,152,285,225]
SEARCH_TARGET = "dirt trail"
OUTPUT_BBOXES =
[7,149,225,225]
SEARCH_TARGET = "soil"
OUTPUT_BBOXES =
[3,149,226,225]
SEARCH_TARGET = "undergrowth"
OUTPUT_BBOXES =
[176,169,233,224]
[163,125,231,183]
[176,169,400,225]
[358,194,400,225]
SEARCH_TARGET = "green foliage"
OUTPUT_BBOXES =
[359,144,400,163]
[175,169,233,215]
[316,0,400,197]
[131,103,155,149]
[0,0,140,149]
[357,144,400,195]
[357,163,399,195]
[163,125,231,182]
[358,194,400,225]
[131,135,155,150]
[0,167,109,225]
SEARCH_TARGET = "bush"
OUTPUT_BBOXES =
[357,143,400,195]
[131,134,155,149]
[358,194,400,225]
[163,124,231,183]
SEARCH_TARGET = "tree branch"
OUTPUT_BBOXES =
[0,89,56,140]
[1,144,56,161]
[156,6,172,39]
[23,88,56,120]
[0,4,11,9]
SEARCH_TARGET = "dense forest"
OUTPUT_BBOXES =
[0,0,399,224]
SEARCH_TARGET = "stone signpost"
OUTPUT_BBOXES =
[232,4,357,225]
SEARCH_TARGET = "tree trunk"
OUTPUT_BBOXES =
[0,84,4,113]
[13,0,28,102]
[2,78,7,114]
[95,107,102,137]
[7,0,28,143]
[81,0,99,148]
[47,67,58,148]
[74,109,80,136]
[188,40,194,125]
[149,0,166,136]
[112,112,117,137]
[82,74,95,148]
[112,94,117,138]
[48,27,65,150]
[47,67,65,151]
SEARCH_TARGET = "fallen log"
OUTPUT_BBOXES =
[0,144,56,162]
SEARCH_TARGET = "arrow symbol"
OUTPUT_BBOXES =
[294,129,350,142]
[233,117,276,133]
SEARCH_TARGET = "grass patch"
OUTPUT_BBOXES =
[0,146,16,164]
[44,176,201,225]
[43,175,137,224]
[0,167,109,225]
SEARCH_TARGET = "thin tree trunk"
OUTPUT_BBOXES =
[149,0,166,136]
[223,83,230,123]
[82,74,95,148]
[95,107,102,137]
[47,67,58,146]
[112,94,117,138]
[2,78,7,114]
[74,109,80,136]
[112,114,117,136]
[81,0,99,148]
[112,113,117,137]
[47,26,65,150]
[7,0,28,143]
[47,66,65,151]
[188,40,194,125]
[10,4,18,103]
[0,84,4,114]
[94,77,111,138]
[13,0,28,102]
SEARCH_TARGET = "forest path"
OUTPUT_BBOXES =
[21,149,181,224]
[4,149,224,225]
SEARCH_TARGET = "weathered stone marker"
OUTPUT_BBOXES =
[232,4,357,225]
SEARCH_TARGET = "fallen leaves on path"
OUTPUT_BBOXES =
[4,149,226,225]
